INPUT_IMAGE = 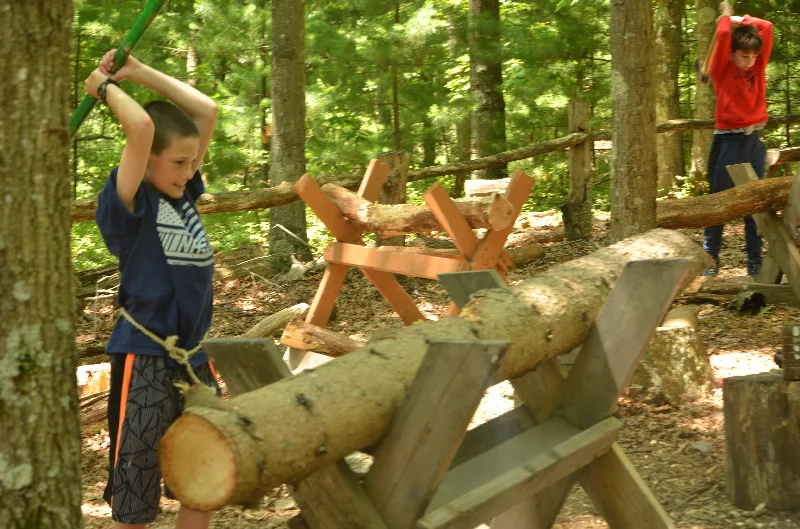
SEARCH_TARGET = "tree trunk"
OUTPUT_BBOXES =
[375,151,410,247]
[0,2,81,527]
[654,0,685,195]
[469,0,506,179]
[723,374,800,511]
[269,0,312,272]
[320,183,515,236]
[609,0,657,241]
[561,100,594,240]
[159,229,709,510]
[259,0,271,184]
[690,0,717,180]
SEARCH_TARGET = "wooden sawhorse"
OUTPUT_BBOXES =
[286,161,534,366]
[204,257,691,528]
[728,162,800,298]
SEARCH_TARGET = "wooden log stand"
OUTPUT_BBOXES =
[285,159,534,368]
[201,258,692,528]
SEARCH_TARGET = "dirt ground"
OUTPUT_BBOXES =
[78,213,800,528]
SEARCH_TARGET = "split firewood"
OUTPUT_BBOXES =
[242,303,310,338]
[80,390,110,425]
[159,228,709,511]
[320,183,515,237]
[280,319,365,357]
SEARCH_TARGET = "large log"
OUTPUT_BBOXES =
[159,229,709,511]
[656,176,792,229]
[319,183,515,236]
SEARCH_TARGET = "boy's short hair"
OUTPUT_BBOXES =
[143,101,199,154]
[732,25,763,54]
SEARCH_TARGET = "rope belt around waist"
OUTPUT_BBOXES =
[119,307,209,390]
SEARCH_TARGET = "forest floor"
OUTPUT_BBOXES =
[78,212,800,529]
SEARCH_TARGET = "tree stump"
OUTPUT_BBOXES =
[631,305,716,403]
[723,373,800,511]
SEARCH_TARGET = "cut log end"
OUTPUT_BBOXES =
[487,193,515,230]
[160,413,238,511]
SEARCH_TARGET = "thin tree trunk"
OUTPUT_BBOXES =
[268,0,312,272]
[609,0,657,241]
[0,2,81,527]
[690,0,717,180]
[259,0,270,183]
[469,0,506,179]
[186,12,200,88]
[391,0,402,151]
[654,0,685,195]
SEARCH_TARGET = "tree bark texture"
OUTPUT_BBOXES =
[0,2,81,527]
[691,0,717,179]
[375,151,409,247]
[561,100,594,240]
[269,0,312,272]
[469,0,507,179]
[609,0,658,241]
[320,183,515,236]
[723,374,800,511]
[159,229,709,511]
[654,0,686,194]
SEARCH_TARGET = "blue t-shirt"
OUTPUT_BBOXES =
[96,168,215,366]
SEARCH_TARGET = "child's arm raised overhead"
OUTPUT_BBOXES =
[85,67,154,212]
[103,50,218,174]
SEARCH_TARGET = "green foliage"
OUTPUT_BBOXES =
[69,0,800,271]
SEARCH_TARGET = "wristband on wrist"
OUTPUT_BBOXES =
[97,78,120,104]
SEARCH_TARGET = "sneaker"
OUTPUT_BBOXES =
[701,262,719,277]
[747,259,762,279]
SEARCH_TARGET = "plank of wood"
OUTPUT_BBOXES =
[305,264,349,327]
[757,254,783,284]
[781,165,800,239]
[728,163,800,300]
[419,417,621,529]
[296,174,362,244]
[202,337,389,529]
[358,158,390,202]
[364,340,508,529]
[437,269,507,309]
[464,178,512,198]
[325,242,469,280]
[280,319,364,357]
[560,259,694,429]
[202,338,290,395]
[580,444,676,529]
[423,182,480,258]
[359,267,425,324]
[449,406,535,470]
[471,171,534,271]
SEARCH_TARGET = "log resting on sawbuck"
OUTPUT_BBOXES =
[159,228,710,512]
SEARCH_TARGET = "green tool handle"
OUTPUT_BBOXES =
[68,0,168,138]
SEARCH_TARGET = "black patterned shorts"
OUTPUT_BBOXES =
[103,353,220,524]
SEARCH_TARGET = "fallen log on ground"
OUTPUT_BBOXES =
[280,319,365,357]
[320,183,515,236]
[656,176,791,229]
[159,228,709,511]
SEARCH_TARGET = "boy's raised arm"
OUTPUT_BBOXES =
[113,54,218,174]
[85,67,153,211]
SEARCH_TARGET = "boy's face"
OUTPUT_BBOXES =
[147,135,200,199]
[730,49,759,71]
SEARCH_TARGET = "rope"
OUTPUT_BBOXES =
[119,307,209,390]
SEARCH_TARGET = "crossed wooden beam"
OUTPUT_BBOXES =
[204,258,691,528]
[284,160,534,367]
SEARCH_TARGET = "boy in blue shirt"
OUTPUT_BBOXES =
[85,49,218,529]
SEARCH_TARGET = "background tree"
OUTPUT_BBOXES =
[0,1,81,527]
[655,0,686,194]
[268,0,312,271]
[690,0,718,180]
[469,0,507,179]
[608,0,658,241]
